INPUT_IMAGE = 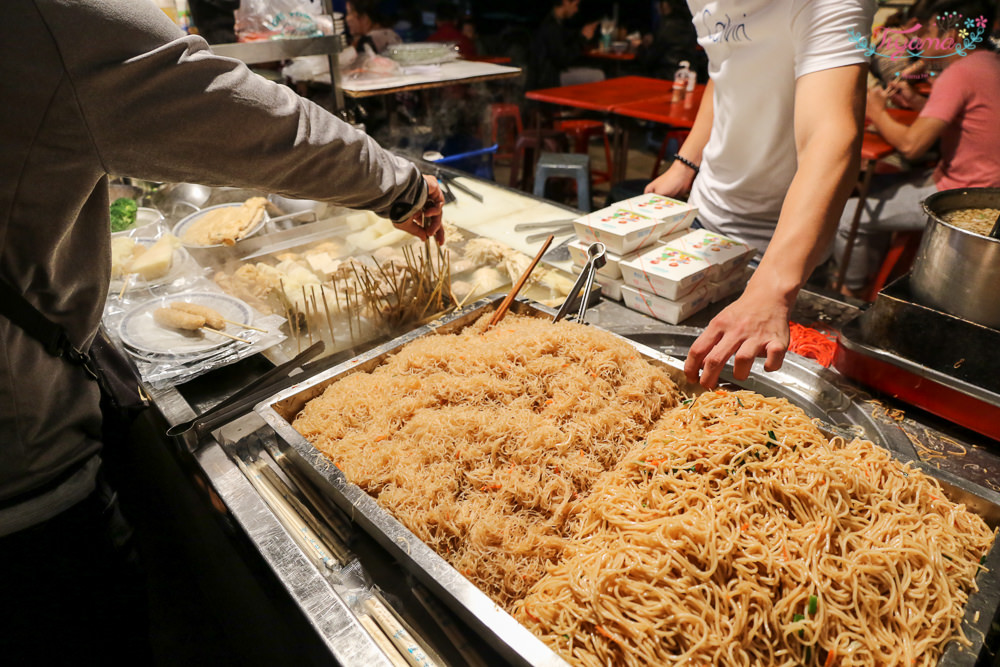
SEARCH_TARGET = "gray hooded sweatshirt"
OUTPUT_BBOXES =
[0,0,426,534]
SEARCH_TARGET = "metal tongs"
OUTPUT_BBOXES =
[436,169,484,203]
[166,341,325,450]
[553,242,606,324]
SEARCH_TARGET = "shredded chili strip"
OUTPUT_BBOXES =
[788,321,837,367]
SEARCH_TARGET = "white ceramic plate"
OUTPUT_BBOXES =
[119,292,253,357]
[109,238,191,293]
[172,202,269,248]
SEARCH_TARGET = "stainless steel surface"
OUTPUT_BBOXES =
[257,296,999,667]
[146,384,401,667]
[512,220,576,232]
[839,320,1000,409]
[855,275,1000,398]
[912,187,1000,328]
[166,342,326,450]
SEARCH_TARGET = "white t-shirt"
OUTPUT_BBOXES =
[687,0,875,254]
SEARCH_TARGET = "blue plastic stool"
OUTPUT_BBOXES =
[533,152,591,212]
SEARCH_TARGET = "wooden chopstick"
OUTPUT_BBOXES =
[487,235,554,329]
[202,326,252,343]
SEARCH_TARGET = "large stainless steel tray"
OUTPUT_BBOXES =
[256,296,1000,667]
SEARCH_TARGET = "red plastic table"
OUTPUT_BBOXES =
[525,76,676,184]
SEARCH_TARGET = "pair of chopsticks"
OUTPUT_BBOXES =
[487,235,554,328]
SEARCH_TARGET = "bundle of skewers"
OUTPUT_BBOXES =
[216,241,455,356]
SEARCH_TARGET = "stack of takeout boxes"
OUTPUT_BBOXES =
[618,228,756,324]
[570,194,698,303]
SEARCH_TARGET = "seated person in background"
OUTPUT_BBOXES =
[428,2,477,58]
[834,0,1000,297]
[635,0,703,81]
[526,0,602,90]
[346,0,402,54]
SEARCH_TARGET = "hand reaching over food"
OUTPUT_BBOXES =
[392,175,445,244]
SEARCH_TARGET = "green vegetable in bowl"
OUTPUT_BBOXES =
[110,197,138,232]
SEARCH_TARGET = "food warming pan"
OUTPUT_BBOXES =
[256,296,1000,667]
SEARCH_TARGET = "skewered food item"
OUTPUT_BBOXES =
[169,302,224,330]
[153,307,205,331]
[182,197,268,246]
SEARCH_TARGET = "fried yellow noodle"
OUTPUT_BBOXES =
[292,314,995,666]
[516,390,995,667]
[293,313,684,607]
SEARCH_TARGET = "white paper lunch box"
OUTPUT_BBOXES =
[568,230,692,281]
[619,245,712,301]
[662,229,755,279]
[621,284,710,325]
[572,195,697,255]
[595,277,625,301]
[709,266,753,303]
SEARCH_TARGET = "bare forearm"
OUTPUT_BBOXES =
[677,79,714,164]
[752,128,860,303]
[869,108,912,155]
[752,66,865,304]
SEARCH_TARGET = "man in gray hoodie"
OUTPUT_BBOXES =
[0,0,443,660]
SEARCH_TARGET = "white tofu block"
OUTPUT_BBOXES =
[371,217,395,236]
[662,230,755,279]
[127,234,180,280]
[621,285,710,324]
[619,245,712,301]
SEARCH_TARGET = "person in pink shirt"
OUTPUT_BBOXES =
[834,0,1000,296]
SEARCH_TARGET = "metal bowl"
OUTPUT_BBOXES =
[912,187,1000,329]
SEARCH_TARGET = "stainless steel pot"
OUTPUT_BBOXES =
[911,187,1000,329]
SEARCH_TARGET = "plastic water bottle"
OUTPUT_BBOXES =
[672,61,691,101]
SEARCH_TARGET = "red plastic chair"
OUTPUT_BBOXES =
[864,229,924,301]
[489,103,523,163]
[554,119,613,185]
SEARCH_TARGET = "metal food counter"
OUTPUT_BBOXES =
[116,169,1000,667]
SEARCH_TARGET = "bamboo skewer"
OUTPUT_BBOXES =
[201,327,252,343]
[280,278,300,355]
[456,280,483,309]
[222,317,267,333]
[118,274,131,300]
[488,235,554,328]
[301,285,313,347]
